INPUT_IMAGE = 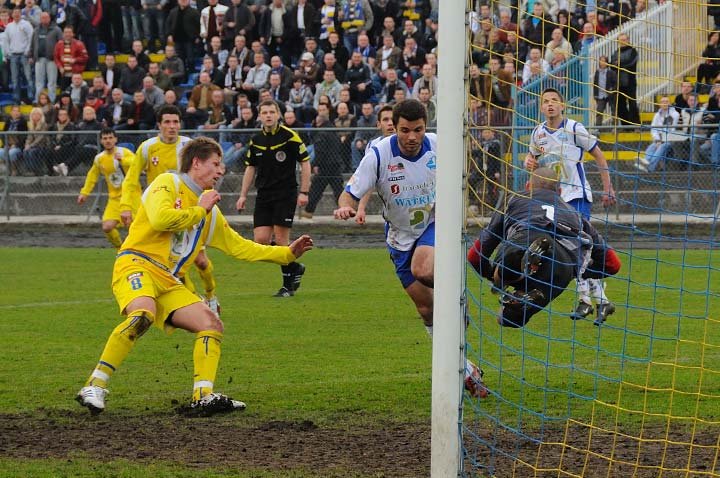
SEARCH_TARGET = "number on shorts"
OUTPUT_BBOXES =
[130,277,143,290]
[541,205,555,222]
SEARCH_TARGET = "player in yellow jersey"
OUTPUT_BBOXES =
[77,128,139,249]
[76,137,314,415]
[119,105,222,316]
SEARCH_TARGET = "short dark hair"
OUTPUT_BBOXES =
[100,127,117,138]
[258,99,280,113]
[156,104,182,123]
[541,87,564,103]
[179,137,223,173]
[377,104,394,120]
[392,99,427,126]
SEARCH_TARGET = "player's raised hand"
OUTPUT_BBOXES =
[334,206,356,220]
[120,210,133,227]
[77,194,87,205]
[199,190,221,212]
[289,234,314,258]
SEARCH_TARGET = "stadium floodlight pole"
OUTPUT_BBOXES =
[431,0,467,476]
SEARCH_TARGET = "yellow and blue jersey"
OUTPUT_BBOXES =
[120,135,192,212]
[80,147,137,200]
[120,172,296,278]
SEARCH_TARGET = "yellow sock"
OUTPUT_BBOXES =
[85,310,154,388]
[196,259,217,298]
[192,330,223,401]
[104,228,122,249]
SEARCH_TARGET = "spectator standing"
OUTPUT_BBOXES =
[100,53,122,90]
[54,26,88,90]
[21,0,42,28]
[100,0,123,54]
[200,0,228,49]
[284,0,319,64]
[697,31,720,92]
[593,54,617,126]
[375,15,401,48]
[6,8,34,103]
[521,3,552,51]
[399,18,422,46]
[31,12,62,103]
[334,101,356,171]
[223,0,255,50]
[258,0,288,62]
[339,0,373,53]
[610,32,640,126]
[75,0,102,69]
[483,55,512,111]
[141,0,166,53]
[301,102,343,219]
[53,0,87,41]
[318,0,339,44]
[120,0,142,50]
[165,0,200,73]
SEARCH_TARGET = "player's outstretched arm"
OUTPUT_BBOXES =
[289,235,314,259]
[334,191,359,220]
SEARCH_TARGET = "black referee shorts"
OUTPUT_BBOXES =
[253,191,298,228]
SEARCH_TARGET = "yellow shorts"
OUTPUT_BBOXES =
[112,253,201,332]
[103,197,139,223]
[102,198,123,223]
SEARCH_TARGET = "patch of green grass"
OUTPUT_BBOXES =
[0,459,376,478]
[0,247,718,476]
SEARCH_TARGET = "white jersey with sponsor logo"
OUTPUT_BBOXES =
[528,118,598,203]
[346,133,437,251]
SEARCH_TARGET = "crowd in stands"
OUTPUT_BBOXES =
[0,0,717,179]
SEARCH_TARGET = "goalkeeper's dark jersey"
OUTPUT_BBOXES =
[478,188,584,259]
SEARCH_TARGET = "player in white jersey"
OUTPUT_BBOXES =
[334,100,488,398]
[524,88,617,325]
[355,105,396,225]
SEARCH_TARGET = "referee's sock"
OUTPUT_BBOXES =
[196,258,217,299]
[192,330,223,401]
[85,310,154,389]
[104,229,122,249]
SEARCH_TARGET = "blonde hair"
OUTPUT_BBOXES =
[27,107,47,131]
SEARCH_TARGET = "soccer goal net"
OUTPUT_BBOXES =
[457,0,720,476]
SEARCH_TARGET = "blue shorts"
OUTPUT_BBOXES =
[568,198,592,220]
[387,222,435,289]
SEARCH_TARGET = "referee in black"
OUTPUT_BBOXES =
[237,99,312,297]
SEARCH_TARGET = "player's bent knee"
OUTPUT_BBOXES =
[197,310,224,333]
[118,310,153,341]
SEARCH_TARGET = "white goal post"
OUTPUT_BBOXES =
[431,0,468,476]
